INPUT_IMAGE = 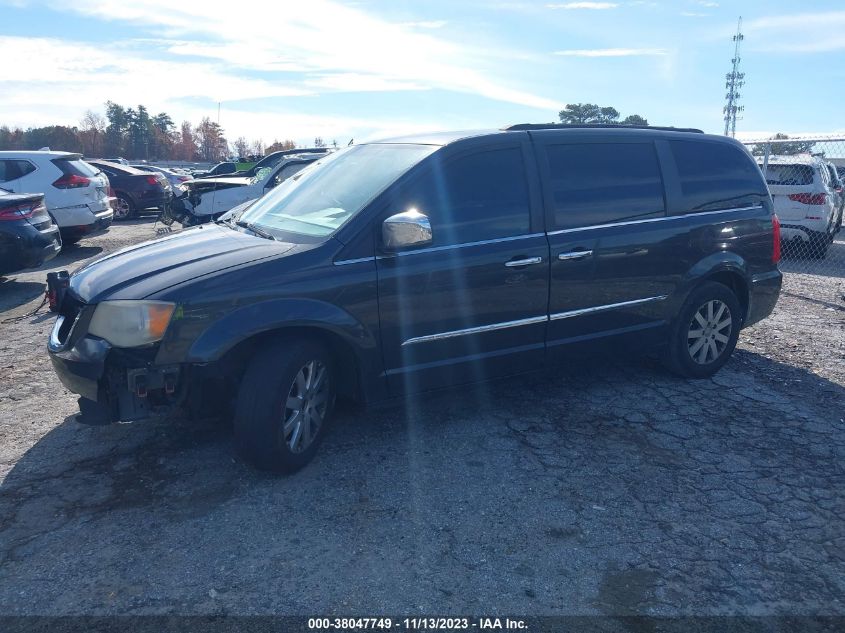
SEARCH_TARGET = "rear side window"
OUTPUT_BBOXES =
[52,158,100,178]
[396,147,531,246]
[670,140,767,213]
[543,142,665,230]
[759,164,815,186]
[0,159,36,182]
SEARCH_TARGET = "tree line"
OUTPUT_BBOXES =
[0,101,302,162]
[4,100,813,162]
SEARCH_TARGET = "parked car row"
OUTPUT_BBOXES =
[0,148,338,275]
[757,154,844,258]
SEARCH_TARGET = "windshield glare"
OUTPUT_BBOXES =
[239,143,437,238]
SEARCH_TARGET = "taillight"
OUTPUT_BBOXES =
[145,175,159,185]
[771,214,781,264]
[788,192,827,205]
[178,175,190,182]
[52,174,90,189]
[0,203,35,221]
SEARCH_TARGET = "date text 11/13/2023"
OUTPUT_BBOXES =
[307,617,528,630]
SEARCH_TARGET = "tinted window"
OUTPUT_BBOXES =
[543,143,664,230]
[0,160,36,182]
[270,162,309,187]
[395,147,531,246]
[670,140,767,213]
[53,158,100,178]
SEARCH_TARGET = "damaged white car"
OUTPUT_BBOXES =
[173,153,324,225]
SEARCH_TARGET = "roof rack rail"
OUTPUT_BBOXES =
[503,123,704,133]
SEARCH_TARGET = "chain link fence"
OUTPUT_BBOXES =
[740,135,845,305]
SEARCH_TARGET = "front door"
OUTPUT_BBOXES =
[375,141,549,393]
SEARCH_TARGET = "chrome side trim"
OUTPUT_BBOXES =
[401,315,547,346]
[377,233,546,259]
[550,295,668,321]
[333,256,376,266]
[547,205,764,236]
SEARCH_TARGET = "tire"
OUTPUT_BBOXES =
[112,194,136,221]
[664,281,742,379]
[234,337,336,472]
[808,234,831,259]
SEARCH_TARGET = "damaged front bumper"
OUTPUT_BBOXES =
[48,311,185,425]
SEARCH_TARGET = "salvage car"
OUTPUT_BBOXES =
[47,125,782,473]
[177,153,321,222]
[0,187,61,275]
[0,151,113,244]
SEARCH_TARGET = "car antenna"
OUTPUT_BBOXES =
[348,138,354,146]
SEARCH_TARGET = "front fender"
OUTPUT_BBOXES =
[179,298,377,363]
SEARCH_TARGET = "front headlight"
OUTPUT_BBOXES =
[88,300,176,348]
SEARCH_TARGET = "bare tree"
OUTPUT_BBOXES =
[233,136,250,159]
[79,110,106,156]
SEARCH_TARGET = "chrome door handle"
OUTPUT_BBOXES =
[558,250,593,261]
[505,256,543,267]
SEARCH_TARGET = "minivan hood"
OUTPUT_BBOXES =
[71,224,294,303]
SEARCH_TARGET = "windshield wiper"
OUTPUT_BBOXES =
[236,219,276,241]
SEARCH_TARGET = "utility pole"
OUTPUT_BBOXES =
[217,102,221,126]
[723,17,745,137]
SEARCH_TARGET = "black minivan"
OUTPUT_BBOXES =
[48,125,782,472]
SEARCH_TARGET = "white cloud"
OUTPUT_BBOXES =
[554,47,667,56]
[304,73,427,92]
[398,20,448,29]
[743,11,845,53]
[35,0,558,110]
[546,2,618,8]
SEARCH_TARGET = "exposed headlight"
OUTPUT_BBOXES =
[88,300,176,348]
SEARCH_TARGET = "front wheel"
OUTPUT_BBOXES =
[664,282,742,379]
[234,337,336,472]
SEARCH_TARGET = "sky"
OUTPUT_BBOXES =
[1,0,843,147]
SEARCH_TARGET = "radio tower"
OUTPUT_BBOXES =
[723,17,745,137]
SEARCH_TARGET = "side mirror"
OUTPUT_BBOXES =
[382,209,432,251]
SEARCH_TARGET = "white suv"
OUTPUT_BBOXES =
[0,151,113,244]
[758,155,840,258]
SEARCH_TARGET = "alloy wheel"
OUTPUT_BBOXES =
[281,360,330,453]
[113,197,131,220]
[687,299,732,365]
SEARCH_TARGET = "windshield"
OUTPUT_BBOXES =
[238,143,437,238]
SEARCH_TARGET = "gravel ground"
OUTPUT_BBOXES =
[0,221,843,616]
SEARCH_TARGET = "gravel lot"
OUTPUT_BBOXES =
[0,221,843,616]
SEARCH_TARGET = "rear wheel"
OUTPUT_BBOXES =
[234,337,336,472]
[664,282,742,379]
[809,234,831,259]
[113,194,136,220]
